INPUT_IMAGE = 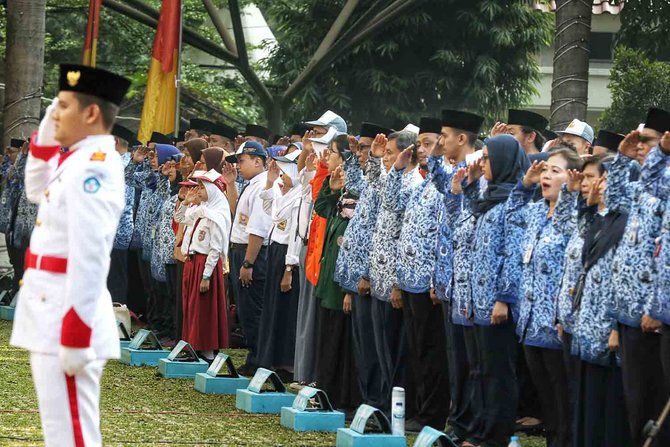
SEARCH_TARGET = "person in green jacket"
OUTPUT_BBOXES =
[313,134,361,413]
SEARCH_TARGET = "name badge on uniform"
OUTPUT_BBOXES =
[628,218,639,244]
[198,229,206,242]
[239,213,249,225]
[277,220,287,231]
[655,237,662,257]
[523,244,534,264]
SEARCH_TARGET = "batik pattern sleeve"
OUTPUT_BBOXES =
[344,154,365,198]
[604,153,638,214]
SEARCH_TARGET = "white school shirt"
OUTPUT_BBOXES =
[230,171,272,245]
[177,204,227,278]
[259,183,302,265]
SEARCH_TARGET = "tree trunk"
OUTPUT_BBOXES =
[3,0,46,146]
[550,0,592,129]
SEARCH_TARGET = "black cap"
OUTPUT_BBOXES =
[290,123,312,137]
[593,130,624,153]
[359,122,392,138]
[419,117,442,135]
[225,140,268,164]
[149,132,171,145]
[112,125,137,145]
[244,124,273,142]
[9,138,26,149]
[542,129,558,141]
[644,108,670,134]
[59,64,130,106]
[441,110,484,134]
[507,109,549,132]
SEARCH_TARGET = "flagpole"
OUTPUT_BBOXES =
[174,0,184,137]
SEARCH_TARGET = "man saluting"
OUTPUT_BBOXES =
[10,64,130,447]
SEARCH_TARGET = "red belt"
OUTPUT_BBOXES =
[25,249,68,274]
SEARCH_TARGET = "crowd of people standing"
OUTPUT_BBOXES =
[2,103,670,447]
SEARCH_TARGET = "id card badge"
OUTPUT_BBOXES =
[655,237,662,257]
[151,227,156,240]
[523,243,534,264]
[628,218,639,244]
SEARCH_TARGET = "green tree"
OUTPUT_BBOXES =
[255,0,552,129]
[599,47,670,133]
[616,0,670,61]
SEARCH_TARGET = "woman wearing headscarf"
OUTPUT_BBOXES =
[571,158,632,447]
[256,148,303,380]
[512,147,583,447]
[179,169,231,360]
[464,134,530,447]
[313,135,361,413]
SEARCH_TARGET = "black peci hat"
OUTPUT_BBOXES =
[359,122,392,138]
[59,64,130,106]
[441,110,484,134]
[112,124,137,145]
[10,138,26,149]
[507,109,549,132]
[542,129,558,141]
[644,108,670,134]
[244,124,273,142]
[150,132,172,145]
[190,118,238,140]
[419,117,442,135]
[290,123,312,137]
[593,130,624,153]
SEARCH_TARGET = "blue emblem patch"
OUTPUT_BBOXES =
[83,176,101,194]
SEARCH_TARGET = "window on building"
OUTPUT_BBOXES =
[590,32,615,61]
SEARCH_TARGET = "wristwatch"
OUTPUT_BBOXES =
[202,275,211,281]
[242,260,254,269]
[285,265,295,272]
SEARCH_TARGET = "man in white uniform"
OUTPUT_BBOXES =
[10,64,130,447]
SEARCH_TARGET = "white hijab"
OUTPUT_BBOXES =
[197,181,231,254]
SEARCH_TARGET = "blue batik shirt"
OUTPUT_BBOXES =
[609,148,670,327]
[467,181,527,326]
[369,165,424,301]
[9,154,38,248]
[151,193,178,282]
[571,237,620,366]
[127,159,158,252]
[386,161,445,294]
[142,171,171,262]
[0,155,24,235]
[113,152,134,250]
[652,196,670,325]
[515,185,577,349]
[335,155,383,293]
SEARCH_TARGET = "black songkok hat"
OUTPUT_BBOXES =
[190,118,238,140]
[59,64,130,106]
[244,124,273,142]
[10,139,26,149]
[542,129,558,141]
[112,124,137,145]
[150,132,171,145]
[441,110,484,134]
[290,123,312,137]
[419,117,442,135]
[359,122,392,138]
[644,108,670,134]
[507,109,549,132]
[593,130,624,153]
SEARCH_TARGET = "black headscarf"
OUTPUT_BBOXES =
[471,134,530,215]
[582,210,628,271]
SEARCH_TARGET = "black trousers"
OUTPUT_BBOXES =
[662,324,670,390]
[351,293,383,408]
[476,322,518,447]
[126,249,146,319]
[523,345,571,447]
[174,261,185,340]
[619,324,670,446]
[164,263,178,340]
[228,244,267,366]
[443,304,482,443]
[6,238,27,295]
[107,248,128,304]
[560,331,579,426]
[574,358,632,447]
[403,291,449,429]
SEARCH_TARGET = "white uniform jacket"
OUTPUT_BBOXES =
[10,134,125,360]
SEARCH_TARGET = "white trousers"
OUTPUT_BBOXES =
[30,353,105,447]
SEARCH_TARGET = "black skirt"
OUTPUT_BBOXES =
[315,306,361,411]
[257,242,300,368]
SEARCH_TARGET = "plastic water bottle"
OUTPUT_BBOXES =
[508,435,522,447]
[391,387,405,436]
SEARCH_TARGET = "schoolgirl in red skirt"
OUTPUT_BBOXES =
[178,169,231,359]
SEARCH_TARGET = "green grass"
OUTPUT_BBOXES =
[0,320,546,446]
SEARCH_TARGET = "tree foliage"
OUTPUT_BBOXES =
[599,47,670,133]
[616,0,670,61]
[256,0,553,129]
[1,0,261,129]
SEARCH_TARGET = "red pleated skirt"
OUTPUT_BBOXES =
[182,253,229,350]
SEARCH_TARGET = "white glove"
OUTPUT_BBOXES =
[59,346,95,376]
[36,98,59,147]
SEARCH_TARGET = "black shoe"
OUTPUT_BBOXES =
[404,418,424,434]
[237,363,258,377]
[274,368,294,384]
